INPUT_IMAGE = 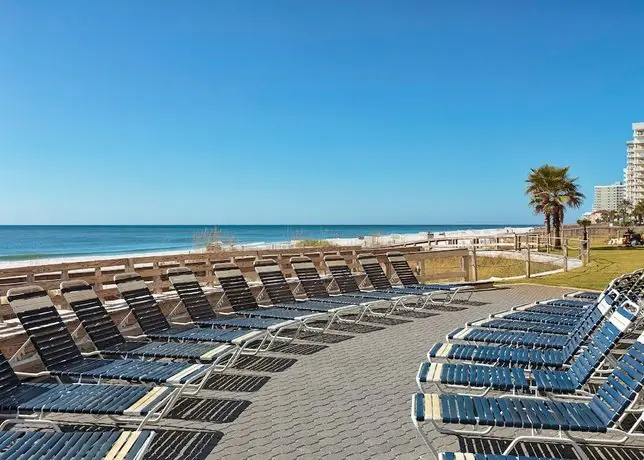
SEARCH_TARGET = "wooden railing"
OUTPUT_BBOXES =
[0,245,474,367]
[0,245,473,302]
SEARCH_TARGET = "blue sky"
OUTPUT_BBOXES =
[1,1,642,225]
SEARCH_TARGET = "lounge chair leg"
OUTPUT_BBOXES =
[410,416,439,460]
[503,433,590,460]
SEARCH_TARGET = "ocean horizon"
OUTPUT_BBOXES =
[0,224,536,261]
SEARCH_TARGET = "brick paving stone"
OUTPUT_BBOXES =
[49,285,641,459]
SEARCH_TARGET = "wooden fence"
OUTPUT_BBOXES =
[0,245,473,303]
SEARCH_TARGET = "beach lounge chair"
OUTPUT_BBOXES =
[7,286,213,400]
[445,289,621,349]
[386,251,474,302]
[566,290,602,301]
[60,280,237,369]
[252,259,369,322]
[114,273,268,353]
[464,288,623,335]
[0,429,155,460]
[438,453,563,460]
[515,271,643,320]
[427,294,618,368]
[167,267,301,350]
[417,302,639,395]
[356,253,450,307]
[212,263,334,332]
[412,329,644,459]
[491,272,641,326]
[0,352,174,430]
[318,255,421,315]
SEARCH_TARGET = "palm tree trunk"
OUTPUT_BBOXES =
[552,209,562,249]
[544,212,551,235]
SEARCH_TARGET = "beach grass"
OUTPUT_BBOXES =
[293,239,332,248]
[423,255,559,281]
[509,245,644,291]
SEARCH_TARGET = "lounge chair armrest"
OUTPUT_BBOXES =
[14,370,50,378]
[123,333,148,340]
[81,350,102,357]
[170,320,194,326]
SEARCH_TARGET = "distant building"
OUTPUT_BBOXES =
[592,182,625,212]
[625,122,644,204]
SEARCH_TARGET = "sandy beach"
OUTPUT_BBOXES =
[0,226,533,269]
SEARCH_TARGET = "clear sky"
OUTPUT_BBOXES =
[1,1,642,225]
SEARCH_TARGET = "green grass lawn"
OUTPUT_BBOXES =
[510,246,644,291]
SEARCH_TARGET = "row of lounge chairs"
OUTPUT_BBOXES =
[0,251,469,458]
[411,269,644,460]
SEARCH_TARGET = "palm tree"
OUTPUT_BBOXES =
[526,165,585,248]
[632,200,644,225]
[617,200,632,226]
[577,218,591,242]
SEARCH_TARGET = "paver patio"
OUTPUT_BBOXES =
[43,284,644,459]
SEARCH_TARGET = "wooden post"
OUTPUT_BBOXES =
[563,240,569,272]
[94,268,103,296]
[525,245,531,278]
[153,262,162,294]
[460,253,468,281]
[419,256,426,282]
[470,247,478,281]
[514,234,519,251]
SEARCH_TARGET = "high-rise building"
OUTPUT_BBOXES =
[625,122,644,204]
[592,183,625,211]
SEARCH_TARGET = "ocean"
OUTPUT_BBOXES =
[0,224,534,261]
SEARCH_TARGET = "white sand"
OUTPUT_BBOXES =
[0,226,533,269]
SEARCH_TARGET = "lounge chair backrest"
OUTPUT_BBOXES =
[589,329,644,427]
[0,353,22,399]
[568,304,637,385]
[290,257,330,298]
[213,263,259,311]
[114,273,171,335]
[167,268,217,322]
[60,280,126,350]
[324,255,360,294]
[386,252,419,286]
[356,254,393,289]
[254,259,297,304]
[7,286,84,370]
[560,296,615,360]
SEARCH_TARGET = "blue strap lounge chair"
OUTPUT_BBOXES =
[254,258,367,310]
[412,330,644,459]
[439,453,564,460]
[0,429,155,460]
[0,352,174,430]
[417,303,639,395]
[167,267,302,351]
[252,258,377,324]
[464,290,621,335]
[60,280,237,370]
[505,272,639,322]
[490,272,640,326]
[114,273,268,352]
[321,255,425,314]
[446,292,617,349]
[356,253,451,308]
[566,290,602,301]
[427,295,618,368]
[212,263,335,332]
[386,251,475,301]
[7,286,211,400]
